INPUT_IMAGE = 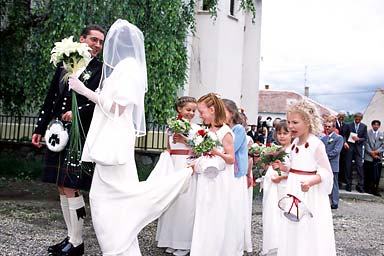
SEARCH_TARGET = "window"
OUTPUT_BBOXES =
[229,0,235,16]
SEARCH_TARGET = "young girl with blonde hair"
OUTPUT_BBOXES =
[277,100,336,256]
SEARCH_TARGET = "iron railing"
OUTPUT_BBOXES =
[0,115,168,151]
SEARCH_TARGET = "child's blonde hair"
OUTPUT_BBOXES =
[287,100,323,135]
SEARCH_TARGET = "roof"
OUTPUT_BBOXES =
[258,89,338,116]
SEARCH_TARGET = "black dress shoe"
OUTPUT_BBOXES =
[60,242,84,256]
[372,192,382,197]
[331,204,338,209]
[345,185,352,192]
[356,186,364,193]
[48,237,69,254]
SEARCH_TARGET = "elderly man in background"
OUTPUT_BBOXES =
[321,121,344,209]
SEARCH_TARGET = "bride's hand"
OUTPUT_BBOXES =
[68,75,87,95]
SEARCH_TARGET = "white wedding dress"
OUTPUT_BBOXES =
[190,125,242,256]
[277,134,336,256]
[155,124,200,250]
[262,148,290,255]
[82,58,192,256]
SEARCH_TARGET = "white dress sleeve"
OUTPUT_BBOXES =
[314,142,334,194]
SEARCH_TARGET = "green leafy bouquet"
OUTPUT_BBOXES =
[254,143,288,176]
[50,36,91,168]
[187,128,221,156]
[167,114,191,136]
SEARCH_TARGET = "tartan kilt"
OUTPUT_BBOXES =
[41,148,94,190]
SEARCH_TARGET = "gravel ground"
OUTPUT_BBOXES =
[0,182,383,256]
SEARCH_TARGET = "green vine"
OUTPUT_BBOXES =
[1,0,256,123]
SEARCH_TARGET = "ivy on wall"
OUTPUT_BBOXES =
[0,0,255,123]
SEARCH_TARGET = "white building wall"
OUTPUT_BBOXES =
[187,0,262,122]
[241,0,262,125]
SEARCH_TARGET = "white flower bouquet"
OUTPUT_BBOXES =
[248,143,266,156]
[50,36,91,81]
[50,36,91,169]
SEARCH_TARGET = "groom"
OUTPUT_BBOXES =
[31,24,105,256]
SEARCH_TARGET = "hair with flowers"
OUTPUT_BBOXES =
[198,92,226,127]
[287,99,323,135]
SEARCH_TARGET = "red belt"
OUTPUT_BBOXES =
[290,169,317,175]
[170,149,190,155]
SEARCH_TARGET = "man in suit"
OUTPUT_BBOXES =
[363,120,384,197]
[321,121,344,209]
[247,124,258,143]
[335,112,347,185]
[343,112,368,193]
[31,24,105,256]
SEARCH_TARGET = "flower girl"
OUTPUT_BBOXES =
[156,96,199,256]
[262,120,291,255]
[277,100,336,256]
[223,99,252,254]
[190,93,238,256]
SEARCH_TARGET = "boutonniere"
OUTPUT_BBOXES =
[82,70,92,83]
[328,138,334,144]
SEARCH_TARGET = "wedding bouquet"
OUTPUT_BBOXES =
[187,128,221,156]
[167,114,191,136]
[248,143,266,156]
[50,36,91,81]
[50,36,91,168]
[256,143,287,176]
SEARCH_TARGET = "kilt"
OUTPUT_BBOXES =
[41,148,94,190]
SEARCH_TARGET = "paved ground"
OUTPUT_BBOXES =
[0,180,383,256]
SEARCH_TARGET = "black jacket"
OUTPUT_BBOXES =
[34,57,102,137]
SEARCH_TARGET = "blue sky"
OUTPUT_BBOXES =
[259,0,384,114]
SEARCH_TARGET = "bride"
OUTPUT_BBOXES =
[69,19,192,255]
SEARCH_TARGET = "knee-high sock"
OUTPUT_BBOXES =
[68,196,86,246]
[60,194,71,239]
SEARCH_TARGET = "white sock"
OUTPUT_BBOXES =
[68,195,86,247]
[60,194,71,239]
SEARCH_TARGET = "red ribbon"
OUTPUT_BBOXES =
[287,194,301,220]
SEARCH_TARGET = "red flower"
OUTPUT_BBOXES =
[177,114,183,119]
[305,142,309,148]
[198,129,206,136]
[266,142,271,147]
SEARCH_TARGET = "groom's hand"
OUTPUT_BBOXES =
[61,111,72,122]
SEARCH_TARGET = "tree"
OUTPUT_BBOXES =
[0,0,255,123]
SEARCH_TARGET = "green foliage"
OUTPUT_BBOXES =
[1,0,256,122]
[0,154,43,180]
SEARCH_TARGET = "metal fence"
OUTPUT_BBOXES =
[0,115,168,151]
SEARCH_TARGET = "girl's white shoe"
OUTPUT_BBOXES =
[165,247,176,254]
[173,249,190,256]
